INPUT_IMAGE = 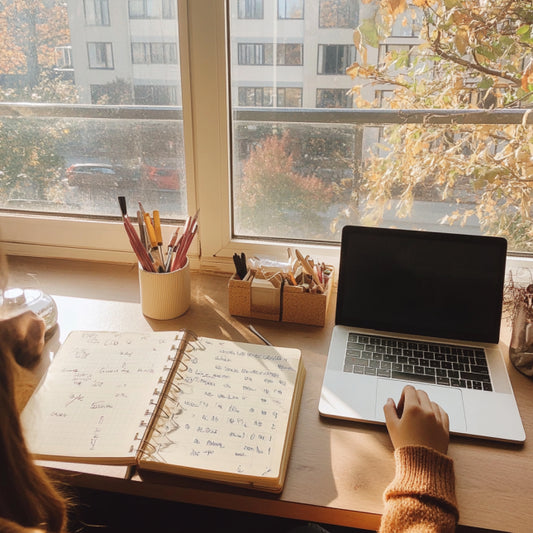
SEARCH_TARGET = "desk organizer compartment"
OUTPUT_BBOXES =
[281,282,332,327]
[228,269,333,326]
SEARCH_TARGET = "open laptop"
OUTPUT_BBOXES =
[319,225,525,443]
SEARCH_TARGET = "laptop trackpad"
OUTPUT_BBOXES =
[375,380,467,433]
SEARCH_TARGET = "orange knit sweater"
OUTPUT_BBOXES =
[379,446,458,533]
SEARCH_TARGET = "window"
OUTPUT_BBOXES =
[277,43,303,66]
[319,0,358,28]
[238,0,263,19]
[129,0,158,19]
[87,42,114,69]
[317,44,355,74]
[84,0,110,26]
[134,85,177,105]
[238,87,274,106]
[237,43,273,65]
[162,0,176,19]
[1,1,532,271]
[278,0,304,19]
[316,88,352,108]
[378,43,416,68]
[277,87,302,107]
[132,42,178,64]
[55,46,73,70]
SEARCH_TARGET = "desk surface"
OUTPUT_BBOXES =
[9,256,533,533]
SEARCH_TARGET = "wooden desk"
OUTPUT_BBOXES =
[9,256,533,533]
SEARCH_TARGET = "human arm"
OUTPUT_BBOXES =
[379,385,459,533]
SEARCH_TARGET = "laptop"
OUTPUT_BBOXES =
[319,225,525,443]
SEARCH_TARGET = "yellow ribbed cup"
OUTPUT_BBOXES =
[138,259,190,319]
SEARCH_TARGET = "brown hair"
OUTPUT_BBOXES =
[0,338,68,532]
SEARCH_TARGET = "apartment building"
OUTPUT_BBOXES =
[65,0,420,109]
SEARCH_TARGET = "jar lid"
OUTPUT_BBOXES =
[0,288,58,335]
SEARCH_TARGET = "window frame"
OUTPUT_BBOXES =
[1,0,532,276]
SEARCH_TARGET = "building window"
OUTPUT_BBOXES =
[277,87,302,107]
[278,0,304,19]
[84,0,110,25]
[319,0,358,28]
[132,42,177,64]
[87,42,114,69]
[238,0,263,19]
[316,88,353,108]
[129,0,158,19]
[133,85,177,105]
[237,43,273,65]
[162,0,176,19]
[55,46,73,70]
[238,87,274,106]
[375,89,394,108]
[378,44,416,68]
[317,44,355,74]
[277,43,303,66]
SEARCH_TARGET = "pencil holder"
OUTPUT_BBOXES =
[139,259,191,320]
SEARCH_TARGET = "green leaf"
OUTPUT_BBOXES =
[517,24,530,35]
[358,19,380,49]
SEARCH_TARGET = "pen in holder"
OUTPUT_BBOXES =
[139,259,191,320]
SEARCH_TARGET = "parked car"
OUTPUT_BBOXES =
[64,163,140,189]
[142,164,180,191]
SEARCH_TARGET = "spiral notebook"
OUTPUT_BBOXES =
[21,330,305,492]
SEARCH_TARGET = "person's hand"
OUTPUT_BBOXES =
[0,310,46,368]
[383,385,450,455]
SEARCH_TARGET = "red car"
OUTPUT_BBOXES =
[143,165,180,190]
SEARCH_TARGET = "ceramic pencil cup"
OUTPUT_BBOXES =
[138,259,191,320]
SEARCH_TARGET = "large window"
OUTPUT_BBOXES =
[237,43,274,65]
[238,0,263,19]
[317,44,356,75]
[132,42,178,64]
[319,0,358,28]
[87,42,114,69]
[278,0,304,19]
[1,1,532,269]
[84,0,110,26]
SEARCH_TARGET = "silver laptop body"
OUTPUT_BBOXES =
[319,225,525,443]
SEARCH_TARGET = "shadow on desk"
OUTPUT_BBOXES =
[70,487,373,533]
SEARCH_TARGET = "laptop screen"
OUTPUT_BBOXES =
[336,226,507,344]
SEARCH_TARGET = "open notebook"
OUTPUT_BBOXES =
[21,330,305,493]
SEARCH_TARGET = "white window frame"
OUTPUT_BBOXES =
[3,0,529,276]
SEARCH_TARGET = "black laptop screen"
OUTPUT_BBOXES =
[335,226,507,344]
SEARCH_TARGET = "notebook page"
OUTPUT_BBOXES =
[21,330,184,463]
[140,337,302,483]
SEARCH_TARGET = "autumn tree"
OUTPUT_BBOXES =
[0,0,75,206]
[345,0,533,251]
[236,132,335,239]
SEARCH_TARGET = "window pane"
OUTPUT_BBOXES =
[230,0,533,252]
[0,2,186,219]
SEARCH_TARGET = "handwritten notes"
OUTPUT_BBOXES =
[21,330,304,490]
[21,330,183,463]
[141,337,303,483]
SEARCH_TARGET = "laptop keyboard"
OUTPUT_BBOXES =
[343,332,493,391]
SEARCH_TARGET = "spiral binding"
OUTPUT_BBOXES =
[134,329,198,460]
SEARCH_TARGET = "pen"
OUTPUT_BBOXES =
[165,227,180,272]
[248,324,272,346]
[117,197,155,272]
[143,212,164,272]
[137,210,147,250]
[152,210,165,266]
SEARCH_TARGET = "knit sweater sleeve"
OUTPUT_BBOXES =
[379,446,459,533]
